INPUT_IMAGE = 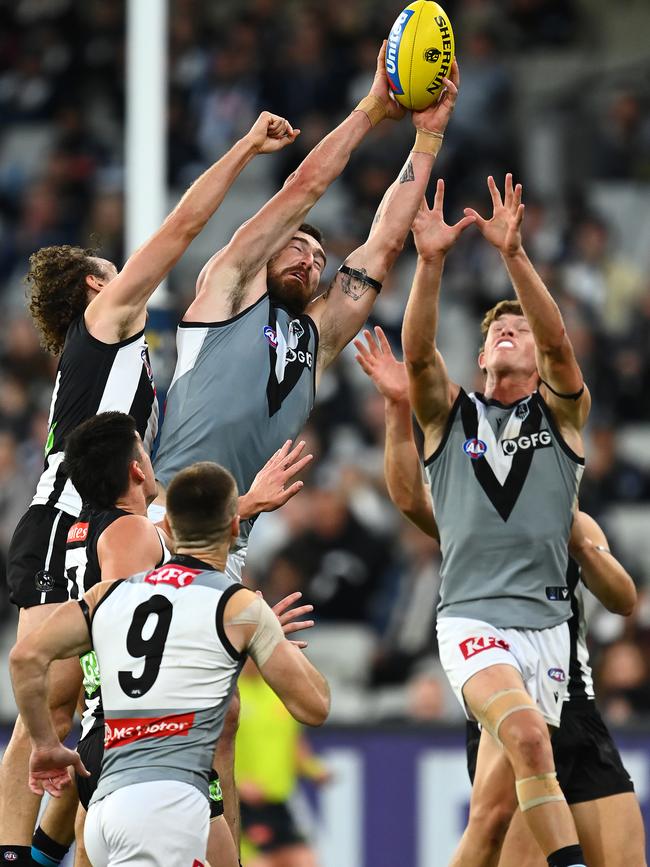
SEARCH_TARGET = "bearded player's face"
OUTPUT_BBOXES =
[266,232,326,313]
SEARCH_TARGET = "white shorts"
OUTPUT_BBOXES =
[437,617,570,727]
[147,502,246,583]
[85,780,209,866]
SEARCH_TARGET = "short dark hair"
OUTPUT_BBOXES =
[64,412,139,509]
[298,223,324,247]
[166,462,238,547]
[26,246,106,355]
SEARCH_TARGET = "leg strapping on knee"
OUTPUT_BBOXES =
[477,688,544,744]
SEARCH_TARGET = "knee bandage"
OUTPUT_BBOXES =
[477,688,543,744]
[516,772,565,812]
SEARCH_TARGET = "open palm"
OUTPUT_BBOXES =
[412,179,475,259]
[464,174,524,255]
[354,327,409,403]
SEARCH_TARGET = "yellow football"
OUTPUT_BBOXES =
[386,1,455,111]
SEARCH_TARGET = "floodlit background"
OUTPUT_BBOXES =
[0,1,649,864]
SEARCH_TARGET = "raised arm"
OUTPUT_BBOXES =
[85,111,298,342]
[402,180,473,457]
[569,511,637,616]
[190,43,405,322]
[465,175,591,433]
[224,590,330,726]
[311,63,461,373]
[9,601,93,796]
[354,327,438,539]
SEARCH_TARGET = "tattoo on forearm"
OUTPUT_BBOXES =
[399,158,415,184]
[372,207,383,228]
[340,268,371,302]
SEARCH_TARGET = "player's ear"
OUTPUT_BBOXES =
[478,349,486,372]
[161,514,172,538]
[131,459,146,483]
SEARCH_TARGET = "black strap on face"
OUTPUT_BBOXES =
[540,378,585,401]
[338,264,382,293]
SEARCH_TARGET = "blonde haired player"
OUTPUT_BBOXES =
[355,327,646,867]
[401,175,591,867]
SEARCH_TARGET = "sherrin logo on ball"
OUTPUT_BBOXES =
[386,1,455,111]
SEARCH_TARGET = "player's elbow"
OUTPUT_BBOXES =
[291,165,328,202]
[9,642,39,680]
[612,587,637,617]
[291,690,330,727]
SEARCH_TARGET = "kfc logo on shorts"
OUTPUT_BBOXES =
[67,522,89,544]
[547,668,566,683]
[463,438,487,459]
[459,635,510,659]
[144,564,200,588]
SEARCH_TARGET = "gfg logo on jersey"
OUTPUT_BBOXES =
[501,430,552,456]
[548,668,566,683]
[386,8,414,95]
[263,325,278,348]
[145,564,200,588]
[463,438,487,459]
[67,521,89,544]
[459,635,510,660]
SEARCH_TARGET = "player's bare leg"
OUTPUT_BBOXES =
[212,690,241,849]
[498,791,647,867]
[462,665,582,863]
[32,779,77,863]
[497,808,546,867]
[450,727,517,867]
[73,805,92,867]
[207,815,239,867]
[571,793,647,867]
[0,604,82,847]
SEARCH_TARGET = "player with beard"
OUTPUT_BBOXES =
[401,177,591,867]
[0,110,301,867]
[151,45,461,581]
[355,327,646,867]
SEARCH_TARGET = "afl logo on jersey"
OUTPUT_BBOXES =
[263,325,278,348]
[548,667,566,683]
[463,438,487,459]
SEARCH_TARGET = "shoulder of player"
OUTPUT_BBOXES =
[223,586,260,620]
[98,514,159,550]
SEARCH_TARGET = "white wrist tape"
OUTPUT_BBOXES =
[228,596,284,667]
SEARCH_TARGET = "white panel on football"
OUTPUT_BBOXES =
[418,749,471,867]
[316,749,364,867]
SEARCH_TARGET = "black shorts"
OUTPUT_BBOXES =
[76,725,224,819]
[77,726,103,811]
[465,699,635,804]
[241,801,306,853]
[8,505,77,608]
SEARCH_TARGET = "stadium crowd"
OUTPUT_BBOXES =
[0,0,649,727]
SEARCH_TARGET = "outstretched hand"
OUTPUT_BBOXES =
[247,111,301,154]
[464,173,524,256]
[244,439,313,516]
[354,327,409,404]
[369,41,407,122]
[29,744,89,798]
[268,591,315,649]
[412,179,475,259]
[412,59,460,135]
